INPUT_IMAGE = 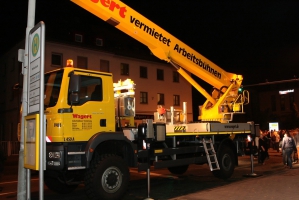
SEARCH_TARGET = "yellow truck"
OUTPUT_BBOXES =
[42,1,256,199]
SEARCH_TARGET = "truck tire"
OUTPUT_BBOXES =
[44,170,79,194]
[167,165,189,175]
[85,154,129,200]
[212,146,235,179]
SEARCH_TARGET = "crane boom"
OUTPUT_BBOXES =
[71,0,249,122]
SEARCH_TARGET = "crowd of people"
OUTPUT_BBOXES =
[254,129,299,169]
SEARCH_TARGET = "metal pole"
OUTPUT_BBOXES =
[144,142,154,200]
[39,22,46,200]
[26,170,31,200]
[17,1,36,200]
[182,102,187,124]
[243,138,262,178]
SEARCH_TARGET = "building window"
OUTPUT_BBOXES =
[100,59,109,72]
[157,93,164,105]
[120,63,129,75]
[173,71,179,82]
[75,34,83,42]
[77,56,88,69]
[51,53,63,67]
[140,66,147,78]
[157,69,164,80]
[96,38,103,46]
[271,95,276,111]
[280,95,285,111]
[173,95,180,106]
[140,92,148,104]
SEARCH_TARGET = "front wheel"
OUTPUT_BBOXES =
[85,154,129,200]
[212,146,235,179]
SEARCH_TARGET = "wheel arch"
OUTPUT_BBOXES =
[216,137,238,166]
[85,132,136,168]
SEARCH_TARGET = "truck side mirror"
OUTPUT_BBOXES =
[69,74,80,93]
[69,74,81,105]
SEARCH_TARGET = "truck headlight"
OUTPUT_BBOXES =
[48,151,61,158]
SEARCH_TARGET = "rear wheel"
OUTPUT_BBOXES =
[85,154,129,200]
[212,146,235,179]
[168,165,189,175]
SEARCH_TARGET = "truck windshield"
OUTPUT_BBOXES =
[44,70,63,108]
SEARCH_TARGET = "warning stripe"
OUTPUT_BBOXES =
[174,126,186,132]
[46,136,52,142]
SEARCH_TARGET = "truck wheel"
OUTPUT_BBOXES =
[212,146,235,179]
[85,154,129,200]
[44,171,79,194]
[167,165,189,175]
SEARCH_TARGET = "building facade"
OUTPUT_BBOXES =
[245,79,299,130]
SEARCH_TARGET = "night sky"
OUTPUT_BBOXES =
[1,0,299,85]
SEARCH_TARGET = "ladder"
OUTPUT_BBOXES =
[203,138,220,171]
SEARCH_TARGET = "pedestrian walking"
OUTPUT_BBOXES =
[281,131,297,169]
[293,129,299,163]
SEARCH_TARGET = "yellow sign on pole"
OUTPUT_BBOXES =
[24,114,40,170]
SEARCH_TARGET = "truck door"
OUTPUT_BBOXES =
[64,72,115,142]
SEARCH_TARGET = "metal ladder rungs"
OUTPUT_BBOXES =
[203,138,220,171]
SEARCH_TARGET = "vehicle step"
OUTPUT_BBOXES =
[68,166,86,170]
[68,152,85,155]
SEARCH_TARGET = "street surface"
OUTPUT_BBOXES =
[0,149,298,200]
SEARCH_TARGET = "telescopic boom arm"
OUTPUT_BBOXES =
[71,0,249,122]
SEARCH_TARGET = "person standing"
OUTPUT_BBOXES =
[263,130,270,159]
[259,133,267,165]
[293,129,299,163]
[274,130,280,152]
[281,131,297,169]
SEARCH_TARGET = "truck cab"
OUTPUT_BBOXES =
[44,64,136,198]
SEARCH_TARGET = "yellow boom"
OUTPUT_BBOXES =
[71,0,248,122]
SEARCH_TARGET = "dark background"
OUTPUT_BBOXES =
[1,0,299,85]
